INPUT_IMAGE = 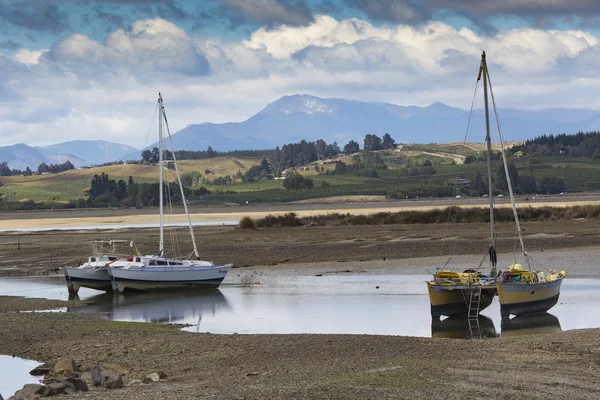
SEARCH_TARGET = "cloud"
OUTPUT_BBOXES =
[344,0,600,27]
[344,0,428,23]
[220,0,314,26]
[14,49,49,65]
[49,18,210,76]
[3,15,600,149]
[1,1,69,33]
[0,40,22,50]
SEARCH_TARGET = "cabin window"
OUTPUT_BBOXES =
[136,257,141,262]
[90,257,96,262]
[149,260,156,265]
[108,256,117,261]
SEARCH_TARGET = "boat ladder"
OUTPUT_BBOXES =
[468,318,482,340]
[467,287,482,319]
[467,287,482,339]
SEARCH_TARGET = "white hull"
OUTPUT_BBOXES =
[64,266,112,293]
[108,265,231,292]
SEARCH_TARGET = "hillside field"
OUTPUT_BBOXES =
[1,145,599,205]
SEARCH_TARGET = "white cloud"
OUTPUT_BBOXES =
[2,16,600,148]
[14,48,49,65]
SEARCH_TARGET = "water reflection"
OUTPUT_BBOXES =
[1,275,599,337]
[431,316,498,339]
[501,313,562,337]
[68,290,231,327]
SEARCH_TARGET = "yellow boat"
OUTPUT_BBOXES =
[427,51,500,320]
[427,270,497,318]
[497,264,565,317]
[476,51,567,318]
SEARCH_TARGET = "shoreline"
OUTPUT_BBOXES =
[2,195,600,231]
[2,224,600,399]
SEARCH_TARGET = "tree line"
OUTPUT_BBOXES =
[86,173,200,208]
[511,131,600,158]
[0,160,74,177]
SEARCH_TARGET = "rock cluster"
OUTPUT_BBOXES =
[9,358,167,399]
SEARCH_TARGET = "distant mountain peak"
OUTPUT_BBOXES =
[260,94,339,116]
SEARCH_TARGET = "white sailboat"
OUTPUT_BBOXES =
[64,240,127,294]
[108,94,232,292]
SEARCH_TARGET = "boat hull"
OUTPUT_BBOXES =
[108,265,231,292]
[427,282,497,318]
[64,267,112,294]
[497,278,562,317]
[500,313,561,337]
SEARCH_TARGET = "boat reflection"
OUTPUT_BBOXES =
[431,316,497,339]
[68,289,230,326]
[501,313,561,337]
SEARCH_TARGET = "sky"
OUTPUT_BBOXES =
[2,0,600,147]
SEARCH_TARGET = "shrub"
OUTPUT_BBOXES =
[283,173,313,189]
[238,216,257,230]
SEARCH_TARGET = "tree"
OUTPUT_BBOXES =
[0,162,10,176]
[283,173,313,189]
[206,146,217,158]
[37,162,49,174]
[334,161,347,174]
[381,133,396,149]
[150,147,160,164]
[141,149,152,164]
[538,177,566,194]
[497,163,519,193]
[325,141,340,158]
[343,140,360,154]
[24,166,32,176]
[363,134,382,151]
[518,175,538,194]
[315,139,327,160]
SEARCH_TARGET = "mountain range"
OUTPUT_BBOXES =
[3,94,600,169]
[122,94,600,158]
[0,141,138,171]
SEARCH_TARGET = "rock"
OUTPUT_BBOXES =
[29,362,54,376]
[79,371,92,385]
[64,377,89,392]
[10,383,50,400]
[99,369,123,389]
[102,363,129,376]
[246,372,260,377]
[52,358,79,375]
[126,379,141,387]
[91,366,102,387]
[142,373,160,383]
[157,371,168,380]
[46,382,67,396]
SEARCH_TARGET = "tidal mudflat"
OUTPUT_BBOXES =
[1,221,600,399]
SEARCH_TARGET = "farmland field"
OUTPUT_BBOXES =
[2,146,600,205]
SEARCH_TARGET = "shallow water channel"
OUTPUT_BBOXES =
[2,274,600,338]
[0,355,42,398]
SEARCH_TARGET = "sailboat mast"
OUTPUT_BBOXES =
[161,101,201,259]
[481,51,497,274]
[158,93,164,256]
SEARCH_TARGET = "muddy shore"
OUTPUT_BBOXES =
[1,302,600,399]
[2,219,600,277]
[2,221,600,399]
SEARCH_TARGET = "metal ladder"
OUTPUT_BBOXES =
[467,287,482,318]
[467,287,482,339]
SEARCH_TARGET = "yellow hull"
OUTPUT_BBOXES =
[496,278,563,316]
[427,282,496,318]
